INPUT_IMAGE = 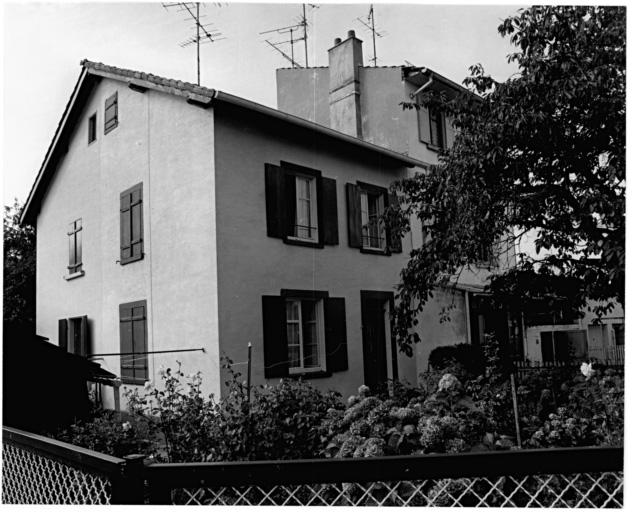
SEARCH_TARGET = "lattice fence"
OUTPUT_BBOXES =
[169,473,623,507]
[2,443,112,505]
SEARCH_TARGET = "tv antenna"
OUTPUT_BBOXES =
[262,4,318,69]
[260,24,304,68]
[163,2,226,86]
[355,5,388,67]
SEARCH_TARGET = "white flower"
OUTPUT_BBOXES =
[358,385,370,396]
[122,422,132,432]
[580,362,595,379]
[144,380,154,391]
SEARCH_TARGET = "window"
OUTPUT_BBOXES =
[88,114,97,144]
[418,105,446,150]
[66,219,83,278]
[262,290,348,378]
[346,182,401,254]
[120,183,143,265]
[104,92,118,134]
[360,189,385,249]
[119,300,148,383]
[286,298,325,373]
[612,324,624,346]
[58,316,89,356]
[265,162,338,248]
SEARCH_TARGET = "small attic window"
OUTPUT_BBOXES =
[88,113,97,144]
[104,92,118,134]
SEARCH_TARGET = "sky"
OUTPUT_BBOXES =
[3,2,525,206]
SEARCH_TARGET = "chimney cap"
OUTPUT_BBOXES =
[334,37,341,45]
[348,30,356,38]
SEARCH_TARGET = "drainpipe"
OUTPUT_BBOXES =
[410,70,434,100]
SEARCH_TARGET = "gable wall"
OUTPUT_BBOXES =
[35,77,221,407]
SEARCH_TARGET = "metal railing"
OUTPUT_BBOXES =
[145,447,624,507]
[589,345,625,365]
[2,426,144,504]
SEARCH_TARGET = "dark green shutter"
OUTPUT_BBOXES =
[265,164,286,239]
[120,184,143,264]
[58,319,68,352]
[387,193,403,253]
[322,177,338,245]
[130,188,143,260]
[120,192,131,262]
[262,295,289,378]
[133,306,148,380]
[324,298,348,372]
[346,183,362,248]
[418,105,430,144]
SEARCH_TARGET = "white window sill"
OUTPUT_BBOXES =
[289,367,325,375]
[287,236,318,243]
[64,270,85,281]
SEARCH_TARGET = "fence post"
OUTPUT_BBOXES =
[110,454,146,504]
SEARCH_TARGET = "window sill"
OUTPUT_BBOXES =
[426,142,445,152]
[289,370,331,380]
[359,247,390,256]
[283,238,324,249]
[120,254,144,265]
[121,377,148,386]
[64,270,85,281]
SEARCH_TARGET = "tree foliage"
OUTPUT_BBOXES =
[4,199,36,335]
[387,6,625,355]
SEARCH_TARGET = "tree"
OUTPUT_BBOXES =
[386,6,625,355]
[4,199,36,337]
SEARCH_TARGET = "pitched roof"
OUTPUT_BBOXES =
[21,60,423,225]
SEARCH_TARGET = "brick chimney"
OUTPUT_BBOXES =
[328,30,363,139]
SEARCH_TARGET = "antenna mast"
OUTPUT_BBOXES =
[163,2,226,86]
[356,4,388,67]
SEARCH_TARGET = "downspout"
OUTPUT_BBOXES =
[409,70,434,100]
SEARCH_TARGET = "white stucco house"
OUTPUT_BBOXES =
[21,57,433,408]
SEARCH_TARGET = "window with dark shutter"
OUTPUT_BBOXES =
[88,114,97,144]
[264,162,338,248]
[347,182,400,255]
[120,183,144,265]
[262,291,348,379]
[119,300,148,384]
[104,92,118,134]
[419,105,446,150]
[67,219,83,276]
[58,316,89,356]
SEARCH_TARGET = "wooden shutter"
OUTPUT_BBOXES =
[324,298,348,372]
[346,183,362,248]
[58,319,68,351]
[120,184,143,264]
[418,105,431,144]
[387,194,403,253]
[262,296,289,378]
[265,164,286,239]
[68,221,76,271]
[104,92,118,134]
[133,305,148,380]
[78,316,89,357]
[120,305,134,379]
[445,115,455,149]
[322,177,338,245]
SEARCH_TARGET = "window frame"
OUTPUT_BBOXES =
[428,107,446,149]
[104,92,118,135]
[58,315,89,356]
[65,219,84,280]
[285,297,327,374]
[120,183,144,265]
[119,299,149,385]
[286,172,319,244]
[88,113,97,145]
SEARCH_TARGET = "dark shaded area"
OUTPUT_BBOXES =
[3,333,116,434]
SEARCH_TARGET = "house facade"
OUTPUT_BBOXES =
[277,31,518,370]
[22,60,424,409]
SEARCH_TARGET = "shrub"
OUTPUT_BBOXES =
[428,343,485,375]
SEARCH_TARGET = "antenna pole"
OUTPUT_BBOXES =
[302,4,308,68]
[197,3,201,85]
[290,28,295,68]
[370,5,377,67]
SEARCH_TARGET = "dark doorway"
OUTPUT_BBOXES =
[361,291,395,391]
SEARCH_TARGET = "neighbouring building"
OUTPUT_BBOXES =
[21,59,429,409]
[276,30,519,369]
